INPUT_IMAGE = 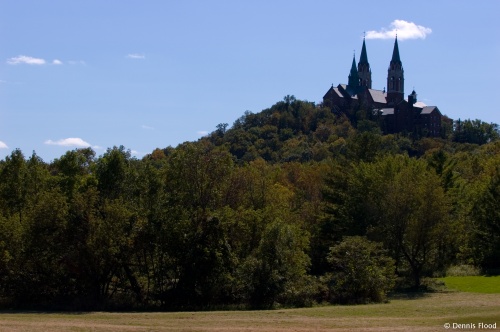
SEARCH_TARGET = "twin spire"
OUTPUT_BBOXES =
[347,36,403,99]
[357,37,371,88]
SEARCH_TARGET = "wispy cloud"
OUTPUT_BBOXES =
[197,131,209,136]
[127,53,146,59]
[0,141,8,149]
[68,60,86,65]
[45,137,92,148]
[7,55,46,65]
[52,59,63,65]
[366,20,432,41]
[141,124,155,130]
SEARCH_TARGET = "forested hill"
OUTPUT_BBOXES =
[200,95,499,163]
[0,96,499,310]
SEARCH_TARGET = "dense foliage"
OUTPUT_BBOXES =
[0,96,499,310]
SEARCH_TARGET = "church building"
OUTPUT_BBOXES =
[323,37,442,137]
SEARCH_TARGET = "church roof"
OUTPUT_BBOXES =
[421,106,439,114]
[368,89,387,104]
[332,87,343,98]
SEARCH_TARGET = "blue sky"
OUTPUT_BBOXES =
[1,1,499,161]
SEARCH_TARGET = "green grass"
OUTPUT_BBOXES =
[0,292,499,331]
[440,276,500,293]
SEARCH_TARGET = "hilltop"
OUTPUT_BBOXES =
[0,95,499,310]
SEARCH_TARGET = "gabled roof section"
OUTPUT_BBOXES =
[421,106,440,115]
[368,89,387,104]
[338,84,358,99]
[332,87,343,98]
[324,85,348,100]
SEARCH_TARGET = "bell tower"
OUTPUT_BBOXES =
[387,36,404,104]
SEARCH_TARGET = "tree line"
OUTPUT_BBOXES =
[0,97,499,310]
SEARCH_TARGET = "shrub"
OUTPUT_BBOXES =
[446,265,481,277]
[324,236,396,304]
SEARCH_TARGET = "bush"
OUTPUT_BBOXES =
[324,236,396,304]
[446,265,481,277]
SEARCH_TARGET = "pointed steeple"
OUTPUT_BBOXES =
[391,36,401,64]
[387,36,404,104]
[348,55,360,90]
[359,38,369,64]
[350,56,357,75]
[358,37,372,88]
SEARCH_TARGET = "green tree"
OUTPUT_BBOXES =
[453,119,499,145]
[323,155,452,287]
[0,149,28,222]
[469,166,500,270]
[239,219,311,308]
[325,236,396,304]
[162,142,236,307]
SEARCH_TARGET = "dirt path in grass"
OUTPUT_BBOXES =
[1,292,499,331]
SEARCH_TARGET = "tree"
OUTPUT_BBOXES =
[51,148,95,198]
[469,166,500,270]
[325,236,395,304]
[95,146,132,200]
[13,188,69,307]
[162,142,236,307]
[0,149,28,222]
[453,119,499,145]
[239,219,311,308]
[322,155,452,287]
[373,156,451,287]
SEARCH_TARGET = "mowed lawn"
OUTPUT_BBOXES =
[1,292,500,332]
[439,276,500,293]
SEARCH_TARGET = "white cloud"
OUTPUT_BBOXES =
[131,150,139,155]
[7,55,46,65]
[127,53,146,59]
[141,124,154,130]
[44,137,91,148]
[197,131,209,136]
[68,60,86,65]
[52,59,63,65]
[366,20,432,41]
[0,141,8,149]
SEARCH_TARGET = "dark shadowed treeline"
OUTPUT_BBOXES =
[0,97,499,310]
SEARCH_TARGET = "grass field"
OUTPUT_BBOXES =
[0,292,499,332]
[439,276,500,293]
